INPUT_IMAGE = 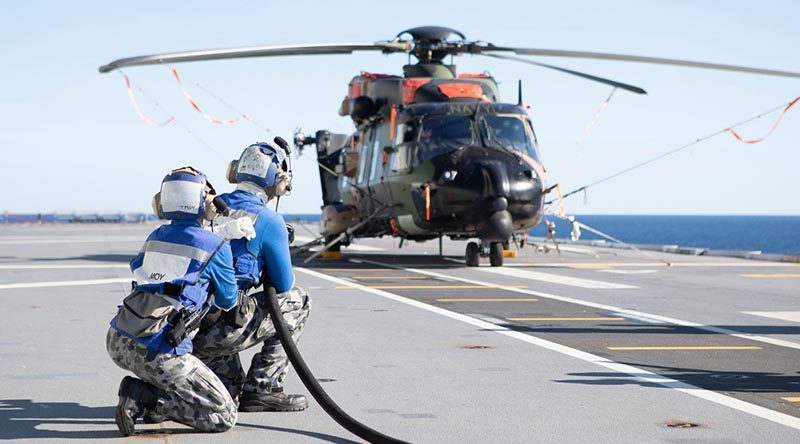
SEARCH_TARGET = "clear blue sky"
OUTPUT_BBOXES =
[1,1,798,214]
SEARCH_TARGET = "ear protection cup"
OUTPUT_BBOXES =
[151,193,164,219]
[226,160,239,184]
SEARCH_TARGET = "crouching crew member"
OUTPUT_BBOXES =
[193,142,312,412]
[106,167,239,436]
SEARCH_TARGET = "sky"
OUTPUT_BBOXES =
[1,1,798,215]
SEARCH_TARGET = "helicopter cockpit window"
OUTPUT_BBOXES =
[481,115,539,160]
[418,116,473,159]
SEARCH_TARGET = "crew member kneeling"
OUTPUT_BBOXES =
[106,167,239,435]
[193,142,311,412]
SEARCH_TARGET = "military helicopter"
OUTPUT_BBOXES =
[100,26,800,267]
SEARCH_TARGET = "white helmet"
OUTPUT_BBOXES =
[226,143,292,198]
[151,166,218,221]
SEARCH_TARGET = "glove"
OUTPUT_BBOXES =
[214,217,256,240]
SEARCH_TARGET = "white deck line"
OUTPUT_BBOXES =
[0,264,129,270]
[357,258,800,352]
[0,278,131,290]
[742,311,800,323]
[297,266,800,431]
[479,266,637,289]
[442,258,799,267]
[0,238,143,245]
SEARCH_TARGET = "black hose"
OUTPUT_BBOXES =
[261,286,411,444]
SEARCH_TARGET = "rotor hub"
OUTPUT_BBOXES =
[397,26,469,64]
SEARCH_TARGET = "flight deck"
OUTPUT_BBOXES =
[1,223,799,443]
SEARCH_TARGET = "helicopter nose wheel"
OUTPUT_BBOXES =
[489,242,504,267]
[465,241,504,267]
[465,242,480,267]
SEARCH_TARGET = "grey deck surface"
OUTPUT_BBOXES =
[1,224,799,443]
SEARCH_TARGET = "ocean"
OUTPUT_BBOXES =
[528,215,800,256]
[282,214,800,256]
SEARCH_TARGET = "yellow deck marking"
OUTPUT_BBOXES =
[508,317,624,321]
[336,284,527,289]
[741,274,800,278]
[319,251,342,260]
[782,397,800,403]
[568,265,611,270]
[437,298,538,302]
[353,276,428,280]
[607,346,762,351]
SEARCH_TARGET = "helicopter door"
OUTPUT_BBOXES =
[355,127,374,215]
[368,123,392,214]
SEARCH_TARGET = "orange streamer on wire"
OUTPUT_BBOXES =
[581,87,617,137]
[123,75,175,127]
[171,66,249,125]
[725,96,799,144]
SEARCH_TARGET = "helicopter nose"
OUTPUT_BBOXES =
[473,162,513,241]
[478,161,511,199]
[492,196,508,211]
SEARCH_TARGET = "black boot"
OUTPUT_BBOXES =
[142,410,165,424]
[239,388,308,412]
[115,376,159,436]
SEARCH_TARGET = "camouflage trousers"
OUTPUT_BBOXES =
[192,286,311,398]
[105,328,237,432]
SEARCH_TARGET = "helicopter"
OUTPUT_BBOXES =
[99,26,800,267]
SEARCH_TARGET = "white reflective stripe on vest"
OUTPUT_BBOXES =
[133,251,191,285]
[134,239,211,285]
[140,240,211,262]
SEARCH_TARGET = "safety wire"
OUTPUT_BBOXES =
[188,70,392,232]
[167,72,358,250]
[117,69,227,160]
[550,96,800,204]
[191,80,274,135]
[543,180,673,265]
[544,208,673,266]
[167,68,390,218]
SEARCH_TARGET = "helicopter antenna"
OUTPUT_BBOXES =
[517,79,523,106]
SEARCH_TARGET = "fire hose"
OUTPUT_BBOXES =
[261,286,410,444]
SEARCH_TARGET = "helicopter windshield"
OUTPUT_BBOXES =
[418,116,473,159]
[480,115,539,159]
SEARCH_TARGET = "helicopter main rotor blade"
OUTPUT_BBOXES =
[484,53,647,94]
[483,46,800,79]
[99,42,410,73]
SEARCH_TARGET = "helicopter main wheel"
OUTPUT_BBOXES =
[465,242,480,267]
[325,235,342,252]
[489,242,504,267]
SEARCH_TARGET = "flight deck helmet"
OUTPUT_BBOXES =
[227,143,292,198]
[151,166,218,221]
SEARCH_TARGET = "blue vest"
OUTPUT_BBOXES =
[112,222,224,354]
[219,191,265,290]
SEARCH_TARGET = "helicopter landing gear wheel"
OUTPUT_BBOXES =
[489,242,504,267]
[465,242,480,267]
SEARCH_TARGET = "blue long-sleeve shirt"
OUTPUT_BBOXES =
[203,242,238,310]
[220,190,295,293]
[251,208,295,293]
